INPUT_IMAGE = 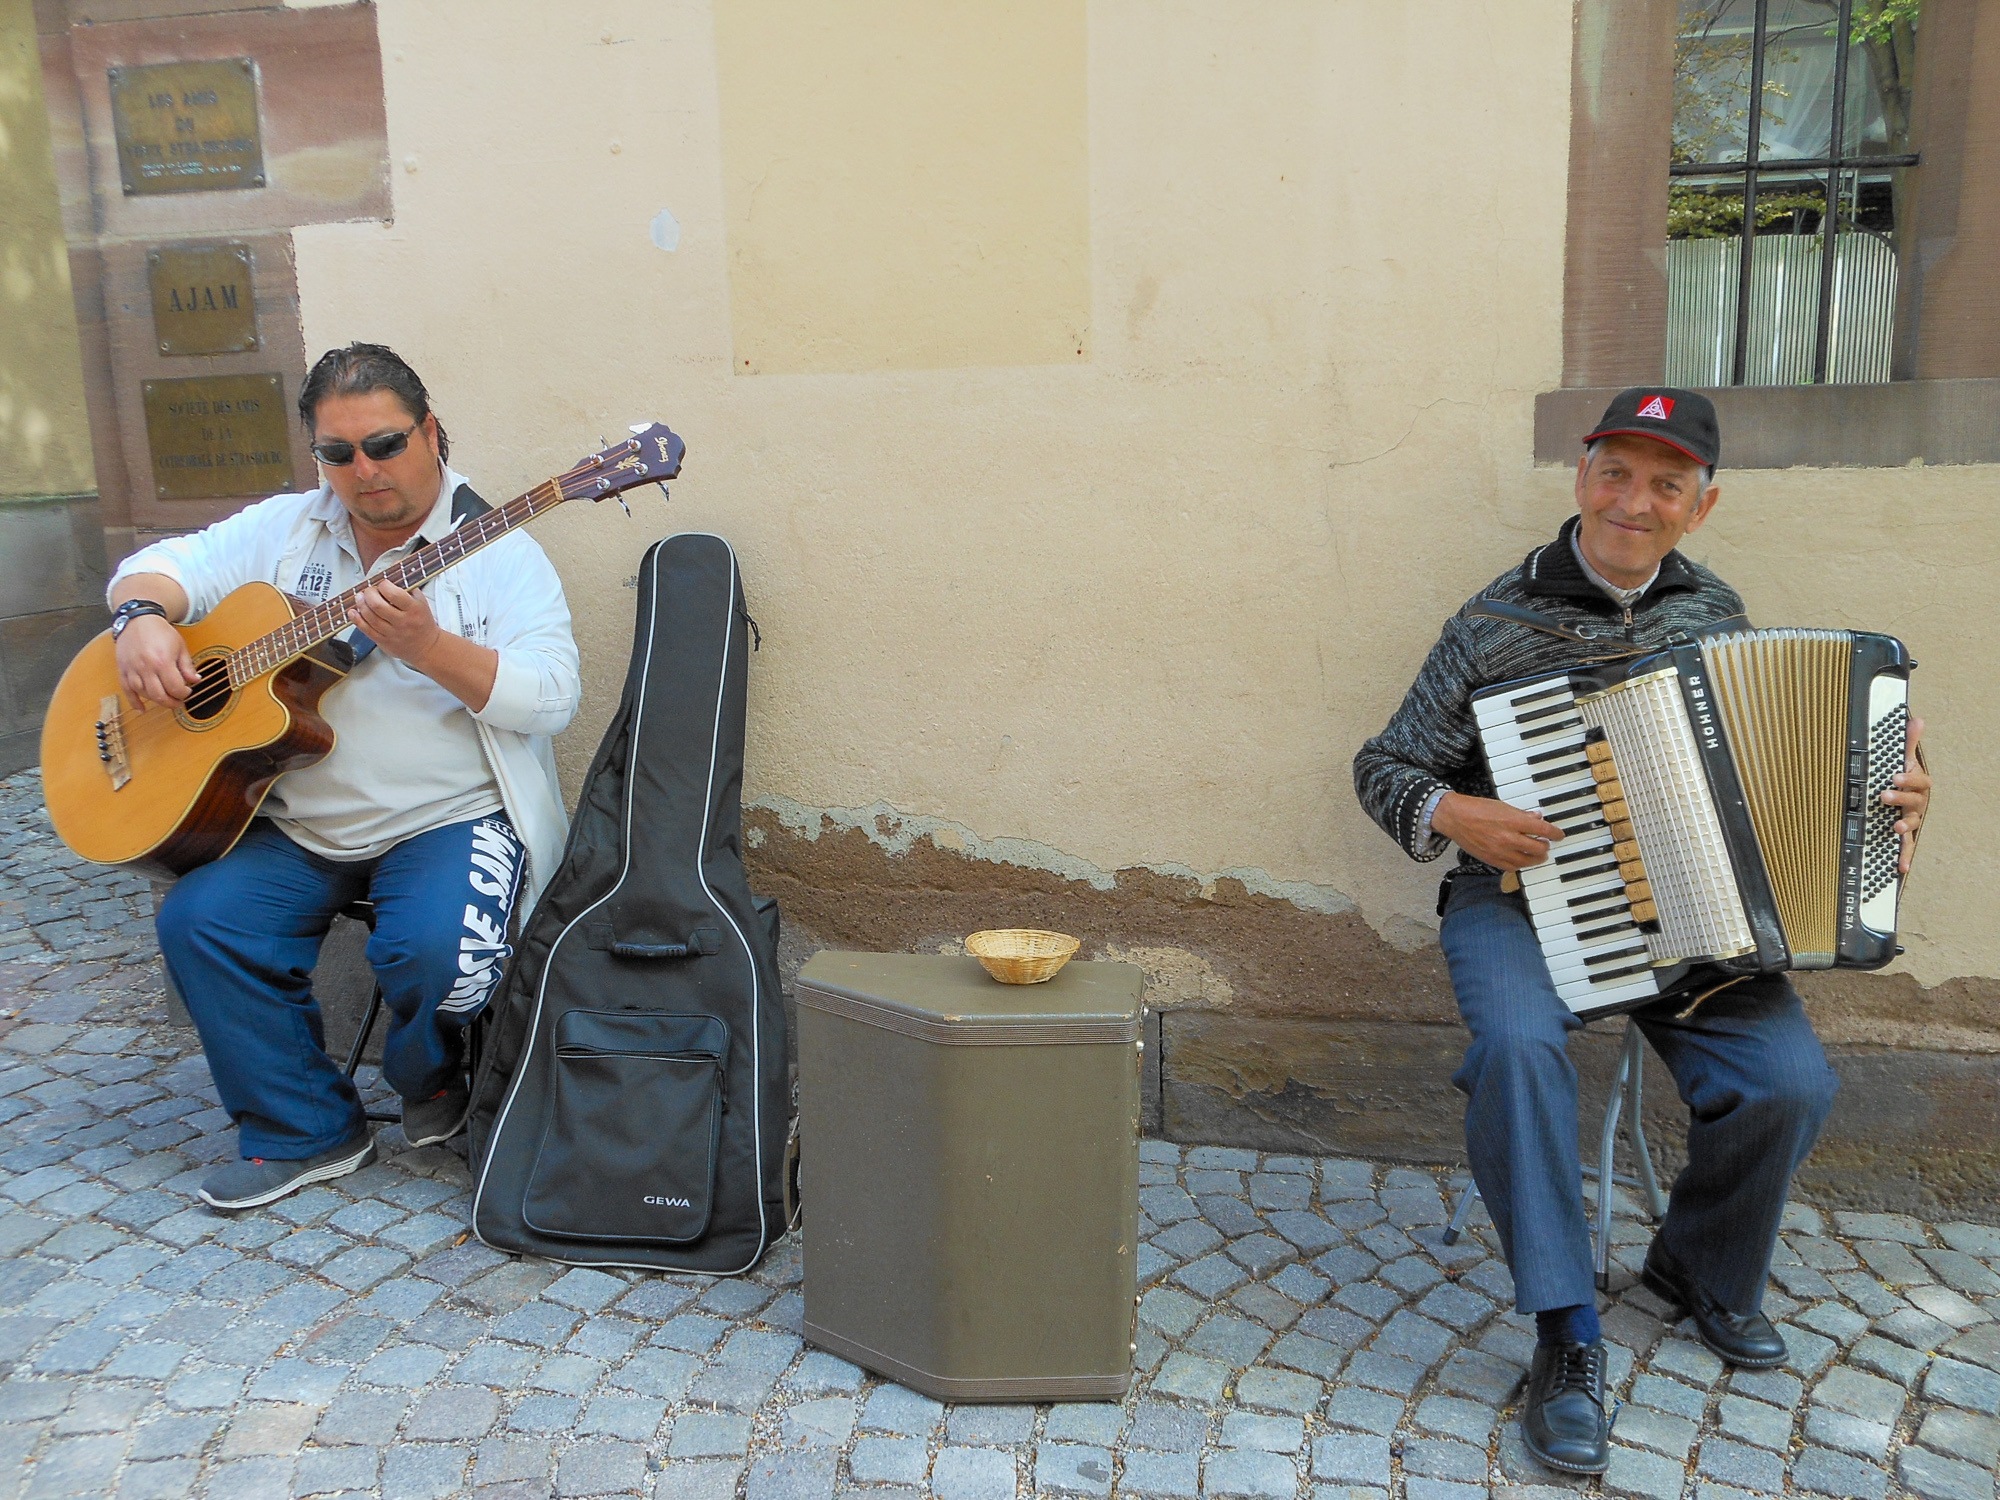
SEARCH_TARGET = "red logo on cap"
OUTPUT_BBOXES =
[1636,395,1675,421]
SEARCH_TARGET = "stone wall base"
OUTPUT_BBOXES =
[745,801,2000,1222]
[1156,1012,2000,1223]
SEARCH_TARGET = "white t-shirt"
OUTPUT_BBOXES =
[262,476,502,860]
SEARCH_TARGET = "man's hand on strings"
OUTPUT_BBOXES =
[350,577,443,670]
[116,615,200,708]
[351,576,500,713]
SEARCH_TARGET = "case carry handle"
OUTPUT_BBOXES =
[586,923,722,959]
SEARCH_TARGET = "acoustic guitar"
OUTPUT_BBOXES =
[40,424,685,876]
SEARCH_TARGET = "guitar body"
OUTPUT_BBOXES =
[41,581,347,876]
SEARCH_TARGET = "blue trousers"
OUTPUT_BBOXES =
[1440,870,1838,1317]
[158,815,525,1160]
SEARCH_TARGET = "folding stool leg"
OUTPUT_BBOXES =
[1623,1022,1667,1219]
[341,984,384,1079]
[1441,1179,1481,1246]
[1595,1032,1633,1291]
[332,900,397,1125]
[342,983,399,1125]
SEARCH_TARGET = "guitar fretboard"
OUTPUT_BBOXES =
[228,477,568,686]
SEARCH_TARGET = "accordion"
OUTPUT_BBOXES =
[1473,628,1913,1017]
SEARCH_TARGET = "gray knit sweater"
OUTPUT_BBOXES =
[1353,516,1749,871]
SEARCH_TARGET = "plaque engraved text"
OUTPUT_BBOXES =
[148,244,258,355]
[142,374,294,500]
[110,59,264,197]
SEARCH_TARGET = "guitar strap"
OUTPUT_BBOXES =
[451,482,493,521]
[344,483,492,664]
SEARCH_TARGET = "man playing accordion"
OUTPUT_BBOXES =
[1353,388,1931,1474]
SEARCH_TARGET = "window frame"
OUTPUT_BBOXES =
[1542,0,2000,468]
[1671,0,1920,386]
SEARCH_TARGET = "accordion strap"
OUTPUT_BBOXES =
[1463,595,1751,662]
[1672,973,1748,1019]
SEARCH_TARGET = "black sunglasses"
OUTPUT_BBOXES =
[311,422,420,466]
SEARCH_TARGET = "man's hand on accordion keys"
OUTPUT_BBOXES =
[1431,791,1565,872]
[1889,714,1931,877]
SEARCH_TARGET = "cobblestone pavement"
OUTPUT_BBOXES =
[3,768,1999,1500]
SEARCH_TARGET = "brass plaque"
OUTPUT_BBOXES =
[142,373,294,500]
[148,244,258,355]
[109,59,264,197]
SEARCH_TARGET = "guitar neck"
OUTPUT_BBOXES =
[228,478,569,685]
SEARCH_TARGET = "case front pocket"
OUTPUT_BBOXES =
[523,1009,728,1244]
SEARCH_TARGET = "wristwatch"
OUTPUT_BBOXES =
[109,599,168,639]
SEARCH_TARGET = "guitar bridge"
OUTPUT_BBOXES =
[95,695,131,791]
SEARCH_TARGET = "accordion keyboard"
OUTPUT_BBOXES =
[1473,678,1666,1014]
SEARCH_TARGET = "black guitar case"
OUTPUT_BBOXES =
[467,531,788,1274]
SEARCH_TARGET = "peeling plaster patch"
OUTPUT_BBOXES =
[1102,944,1235,1011]
[1135,861,1359,918]
[1378,915,1441,955]
[650,208,681,251]
[755,795,1118,889]
[749,794,1358,917]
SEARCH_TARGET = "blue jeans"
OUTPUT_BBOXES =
[1440,870,1838,1316]
[158,815,525,1160]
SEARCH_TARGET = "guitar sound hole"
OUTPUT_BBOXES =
[183,657,235,723]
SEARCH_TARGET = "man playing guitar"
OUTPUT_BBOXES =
[108,343,580,1210]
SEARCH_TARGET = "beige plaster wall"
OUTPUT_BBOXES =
[713,0,1089,374]
[290,0,1996,995]
[0,0,94,499]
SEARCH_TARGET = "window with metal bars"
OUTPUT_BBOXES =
[1667,0,1919,386]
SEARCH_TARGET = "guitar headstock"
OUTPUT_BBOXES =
[560,423,686,502]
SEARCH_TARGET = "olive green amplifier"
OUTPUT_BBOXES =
[795,953,1144,1402]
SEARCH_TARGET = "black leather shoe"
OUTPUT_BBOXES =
[1521,1340,1611,1474]
[1641,1238,1788,1368]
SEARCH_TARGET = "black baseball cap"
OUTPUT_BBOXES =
[1582,386,1720,470]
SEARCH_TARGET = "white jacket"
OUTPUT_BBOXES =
[109,467,580,904]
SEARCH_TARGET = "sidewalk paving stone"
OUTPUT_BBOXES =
[1900,1444,1997,1500]
[1202,1445,1295,1498]
[1218,1411,1302,1452]
[1036,1441,1115,1496]
[1123,1447,1200,1497]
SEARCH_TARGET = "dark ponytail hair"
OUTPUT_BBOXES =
[298,342,450,463]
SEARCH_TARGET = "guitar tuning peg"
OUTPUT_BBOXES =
[655,483,671,503]
[616,494,631,517]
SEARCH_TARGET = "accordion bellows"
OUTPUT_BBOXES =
[1700,630,1907,963]
[1475,627,1913,1017]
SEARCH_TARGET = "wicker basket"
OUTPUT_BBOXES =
[964,928,1081,985]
